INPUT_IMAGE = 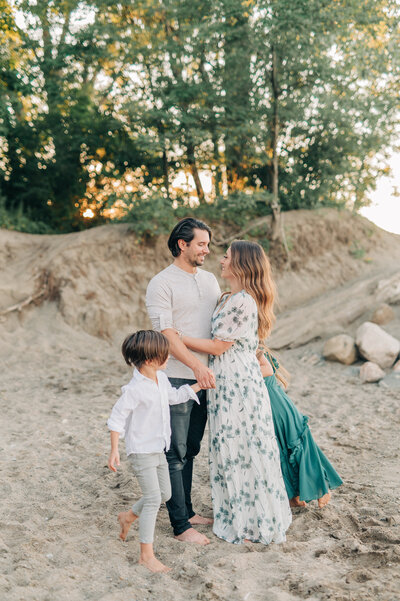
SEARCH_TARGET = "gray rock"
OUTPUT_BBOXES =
[379,371,400,390]
[376,272,400,305]
[323,334,357,365]
[356,321,400,369]
[370,303,395,325]
[344,365,361,377]
[393,360,400,373]
[360,361,385,383]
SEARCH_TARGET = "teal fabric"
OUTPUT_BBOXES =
[264,374,342,502]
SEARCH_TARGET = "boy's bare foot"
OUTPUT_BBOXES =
[118,510,138,541]
[290,496,307,508]
[139,556,171,573]
[318,492,331,508]
[189,514,214,525]
[174,527,210,545]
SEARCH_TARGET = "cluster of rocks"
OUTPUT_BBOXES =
[323,303,400,385]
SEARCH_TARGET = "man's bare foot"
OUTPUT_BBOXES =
[174,527,210,545]
[318,492,331,508]
[118,510,138,541]
[290,496,307,508]
[189,514,214,526]
[139,556,171,573]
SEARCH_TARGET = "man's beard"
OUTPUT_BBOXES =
[189,255,204,267]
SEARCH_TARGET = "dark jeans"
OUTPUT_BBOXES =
[166,377,208,536]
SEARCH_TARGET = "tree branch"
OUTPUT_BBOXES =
[212,215,271,247]
[0,272,52,318]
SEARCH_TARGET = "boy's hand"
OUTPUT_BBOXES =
[108,450,120,472]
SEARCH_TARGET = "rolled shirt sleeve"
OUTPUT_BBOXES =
[167,380,200,406]
[146,278,174,332]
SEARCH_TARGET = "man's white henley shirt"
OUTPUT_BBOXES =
[146,264,221,379]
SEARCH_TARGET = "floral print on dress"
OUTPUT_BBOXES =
[208,291,292,544]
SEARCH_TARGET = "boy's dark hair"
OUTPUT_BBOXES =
[121,330,169,369]
[167,217,212,257]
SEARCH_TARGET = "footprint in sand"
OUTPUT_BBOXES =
[345,568,374,583]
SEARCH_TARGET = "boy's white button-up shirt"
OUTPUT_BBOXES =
[107,368,199,455]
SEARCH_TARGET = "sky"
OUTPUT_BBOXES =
[360,153,400,236]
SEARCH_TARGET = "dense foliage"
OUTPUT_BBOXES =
[0,0,399,233]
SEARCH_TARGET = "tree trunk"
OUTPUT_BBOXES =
[187,142,205,202]
[162,149,170,200]
[352,159,366,214]
[270,47,281,241]
[212,134,222,198]
[222,7,252,195]
[161,135,170,200]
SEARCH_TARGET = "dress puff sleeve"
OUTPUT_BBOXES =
[212,291,257,342]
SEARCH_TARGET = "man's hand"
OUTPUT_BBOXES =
[162,328,216,388]
[193,363,216,389]
[108,449,120,472]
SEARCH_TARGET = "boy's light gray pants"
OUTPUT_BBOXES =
[129,452,171,544]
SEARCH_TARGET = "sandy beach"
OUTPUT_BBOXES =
[1,209,400,601]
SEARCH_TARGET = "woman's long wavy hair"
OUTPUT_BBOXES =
[230,240,276,341]
[230,240,289,388]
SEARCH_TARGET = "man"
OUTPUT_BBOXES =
[146,217,221,545]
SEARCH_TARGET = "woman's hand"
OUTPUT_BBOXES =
[258,353,273,377]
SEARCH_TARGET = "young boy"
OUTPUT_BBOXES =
[107,330,201,573]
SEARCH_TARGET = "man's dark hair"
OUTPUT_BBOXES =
[167,217,212,257]
[121,330,169,369]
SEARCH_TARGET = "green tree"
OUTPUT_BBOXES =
[0,0,149,230]
[250,0,400,237]
[1,0,398,234]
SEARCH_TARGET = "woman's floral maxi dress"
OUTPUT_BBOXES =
[208,291,292,544]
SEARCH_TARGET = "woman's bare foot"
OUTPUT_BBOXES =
[189,514,214,525]
[174,527,210,545]
[290,496,307,508]
[318,492,331,508]
[118,510,138,541]
[139,556,171,573]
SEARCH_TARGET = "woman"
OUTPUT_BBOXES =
[258,352,342,508]
[181,240,292,544]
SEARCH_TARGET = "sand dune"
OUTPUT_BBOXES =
[1,209,399,601]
